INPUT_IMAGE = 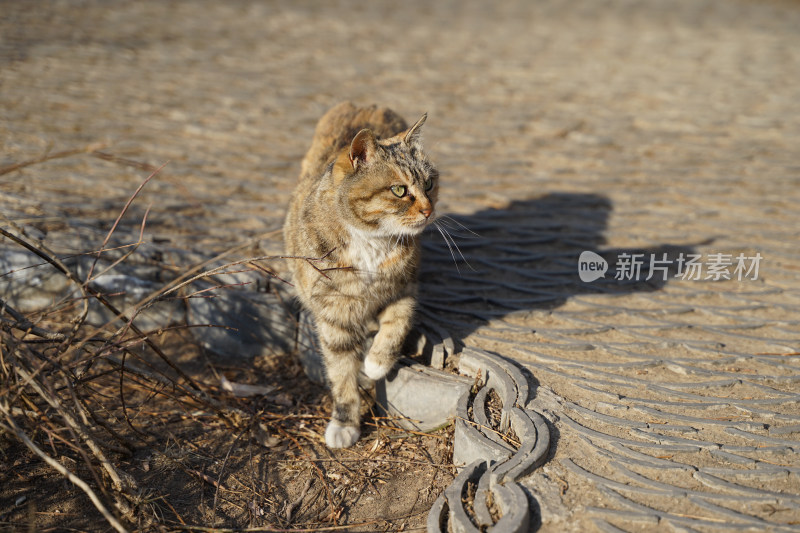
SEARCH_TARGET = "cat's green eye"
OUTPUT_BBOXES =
[390,185,407,198]
[424,177,434,191]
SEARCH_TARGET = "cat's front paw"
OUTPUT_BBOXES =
[363,356,394,381]
[325,420,360,448]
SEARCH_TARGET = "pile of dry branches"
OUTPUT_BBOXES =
[0,160,454,532]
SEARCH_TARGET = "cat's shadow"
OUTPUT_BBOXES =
[414,192,699,357]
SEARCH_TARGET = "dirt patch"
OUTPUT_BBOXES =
[0,322,455,532]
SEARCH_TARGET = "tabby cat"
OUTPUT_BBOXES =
[283,102,438,448]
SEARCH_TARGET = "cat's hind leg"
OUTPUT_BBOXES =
[318,319,366,448]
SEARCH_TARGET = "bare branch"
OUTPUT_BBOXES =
[86,163,166,283]
[12,363,132,493]
[0,298,66,341]
[0,143,107,176]
[0,404,130,533]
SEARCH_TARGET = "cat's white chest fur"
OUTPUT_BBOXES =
[346,227,394,276]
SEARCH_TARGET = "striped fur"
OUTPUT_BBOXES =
[284,102,438,448]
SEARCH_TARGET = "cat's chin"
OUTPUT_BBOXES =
[382,220,431,237]
[410,219,432,230]
[351,222,425,239]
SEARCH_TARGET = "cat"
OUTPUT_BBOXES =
[283,102,438,448]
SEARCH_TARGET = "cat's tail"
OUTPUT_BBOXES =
[299,102,408,181]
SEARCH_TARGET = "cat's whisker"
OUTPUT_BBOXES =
[434,221,475,273]
[438,215,480,238]
[442,227,471,269]
[433,221,467,273]
[433,223,460,273]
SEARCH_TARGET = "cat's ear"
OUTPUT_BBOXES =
[403,113,427,146]
[349,129,377,170]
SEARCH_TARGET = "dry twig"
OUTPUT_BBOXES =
[0,405,129,533]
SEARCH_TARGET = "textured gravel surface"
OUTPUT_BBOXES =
[3,1,800,531]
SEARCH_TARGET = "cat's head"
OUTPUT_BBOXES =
[334,114,438,238]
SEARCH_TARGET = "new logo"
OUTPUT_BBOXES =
[578,251,608,282]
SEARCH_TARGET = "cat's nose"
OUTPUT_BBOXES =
[420,207,433,219]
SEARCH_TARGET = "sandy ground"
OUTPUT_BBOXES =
[2,0,800,531]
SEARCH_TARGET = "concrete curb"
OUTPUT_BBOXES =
[428,347,551,532]
[376,361,472,432]
[427,457,533,533]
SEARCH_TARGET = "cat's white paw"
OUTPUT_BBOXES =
[363,357,394,381]
[325,420,360,448]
